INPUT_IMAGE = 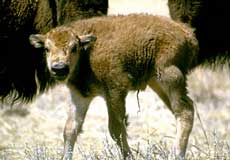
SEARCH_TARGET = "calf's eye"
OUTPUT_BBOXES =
[44,48,49,53]
[71,44,77,53]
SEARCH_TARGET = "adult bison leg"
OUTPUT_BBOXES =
[105,88,132,159]
[62,84,93,160]
[149,65,194,159]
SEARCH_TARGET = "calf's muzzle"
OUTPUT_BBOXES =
[51,62,69,80]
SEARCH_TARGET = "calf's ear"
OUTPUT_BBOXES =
[29,34,45,48]
[79,34,97,50]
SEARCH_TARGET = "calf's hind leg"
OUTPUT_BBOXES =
[148,65,194,159]
[105,88,132,159]
[62,85,93,160]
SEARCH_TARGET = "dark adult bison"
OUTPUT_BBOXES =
[0,0,108,103]
[168,0,230,64]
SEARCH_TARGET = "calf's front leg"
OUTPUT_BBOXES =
[62,85,92,160]
[105,89,133,159]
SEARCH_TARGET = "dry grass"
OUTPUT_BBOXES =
[0,0,230,159]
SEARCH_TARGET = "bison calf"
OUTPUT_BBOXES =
[29,14,198,160]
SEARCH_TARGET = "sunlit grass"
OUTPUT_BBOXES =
[0,0,230,159]
[0,66,229,159]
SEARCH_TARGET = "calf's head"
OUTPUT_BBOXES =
[29,28,96,81]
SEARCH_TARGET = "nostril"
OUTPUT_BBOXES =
[51,62,69,76]
[51,63,66,70]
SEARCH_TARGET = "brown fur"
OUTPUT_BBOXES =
[58,0,108,24]
[168,0,230,64]
[29,14,198,159]
[0,0,108,103]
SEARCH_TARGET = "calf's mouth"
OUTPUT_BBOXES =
[50,62,69,80]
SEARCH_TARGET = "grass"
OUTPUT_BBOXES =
[0,129,229,159]
[0,0,230,159]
